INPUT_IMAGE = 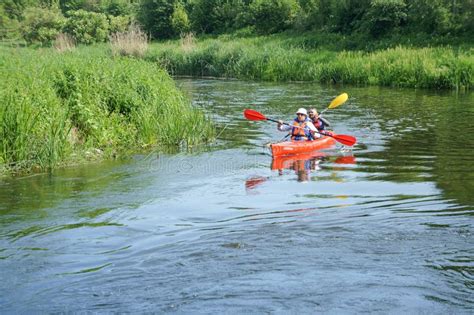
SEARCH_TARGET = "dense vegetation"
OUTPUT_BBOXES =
[146,33,473,89]
[1,0,472,44]
[0,46,214,174]
[1,0,471,90]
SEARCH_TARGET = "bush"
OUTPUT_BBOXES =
[103,0,134,16]
[0,5,21,40]
[64,9,109,44]
[250,0,300,34]
[405,0,452,35]
[171,2,190,35]
[59,0,102,13]
[137,0,175,39]
[21,6,65,45]
[360,0,407,38]
[108,14,130,34]
[189,0,249,34]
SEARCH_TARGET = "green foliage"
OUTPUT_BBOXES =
[103,0,133,16]
[59,0,102,13]
[406,0,452,35]
[137,0,175,39]
[146,33,473,89]
[360,0,407,38]
[2,0,39,20]
[64,9,109,44]
[331,0,370,33]
[250,0,300,34]
[21,6,65,45]
[0,4,22,39]
[171,2,191,35]
[0,46,214,174]
[108,14,130,34]
[3,0,474,44]
[189,0,249,34]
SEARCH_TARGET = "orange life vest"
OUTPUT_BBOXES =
[291,120,310,140]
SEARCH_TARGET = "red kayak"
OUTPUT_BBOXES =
[270,136,336,157]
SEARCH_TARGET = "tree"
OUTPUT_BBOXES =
[360,0,407,38]
[137,0,175,39]
[64,9,109,44]
[171,2,190,35]
[250,0,300,34]
[406,0,452,35]
[59,0,102,13]
[0,4,21,39]
[21,6,65,45]
[103,0,134,16]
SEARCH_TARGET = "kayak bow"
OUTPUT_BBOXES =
[270,136,336,157]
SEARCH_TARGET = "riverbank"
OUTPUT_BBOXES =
[0,46,215,175]
[146,32,473,90]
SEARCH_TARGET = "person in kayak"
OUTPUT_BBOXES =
[308,108,328,132]
[277,108,319,141]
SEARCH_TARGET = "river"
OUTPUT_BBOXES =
[1,79,473,313]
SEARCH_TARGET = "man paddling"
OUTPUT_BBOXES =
[308,108,329,132]
[277,108,320,141]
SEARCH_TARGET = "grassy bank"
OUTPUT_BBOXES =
[146,33,473,90]
[0,46,214,175]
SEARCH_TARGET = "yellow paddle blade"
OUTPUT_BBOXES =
[328,93,348,109]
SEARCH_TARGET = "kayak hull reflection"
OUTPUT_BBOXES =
[270,136,336,157]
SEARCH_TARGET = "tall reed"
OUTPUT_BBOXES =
[109,24,148,58]
[146,35,473,90]
[53,33,75,53]
[0,46,214,175]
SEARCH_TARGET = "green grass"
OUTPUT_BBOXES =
[145,32,473,90]
[0,45,215,175]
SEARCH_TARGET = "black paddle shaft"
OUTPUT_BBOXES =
[269,117,328,136]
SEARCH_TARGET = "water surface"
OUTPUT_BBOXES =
[1,79,473,313]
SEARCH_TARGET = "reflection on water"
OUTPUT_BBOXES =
[269,150,356,182]
[0,79,473,313]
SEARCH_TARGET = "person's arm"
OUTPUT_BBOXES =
[306,121,321,138]
[278,120,292,132]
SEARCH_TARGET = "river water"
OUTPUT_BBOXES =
[1,79,473,313]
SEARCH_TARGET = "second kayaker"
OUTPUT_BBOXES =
[308,108,329,132]
[277,108,320,141]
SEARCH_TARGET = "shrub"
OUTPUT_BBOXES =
[21,6,65,45]
[108,14,130,34]
[360,0,407,38]
[171,2,190,35]
[250,0,300,34]
[189,0,249,34]
[103,0,134,16]
[0,4,21,40]
[59,0,102,13]
[64,9,109,44]
[137,0,175,39]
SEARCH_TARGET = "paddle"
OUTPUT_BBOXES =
[244,109,357,146]
[279,92,349,140]
[320,92,348,115]
[316,92,349,126]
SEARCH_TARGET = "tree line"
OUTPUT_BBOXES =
[1,0,472,45]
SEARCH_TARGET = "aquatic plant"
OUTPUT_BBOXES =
[146,34,473,90]
[0,46,214,174]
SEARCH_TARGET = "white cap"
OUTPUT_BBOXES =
[296,108,307,116]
